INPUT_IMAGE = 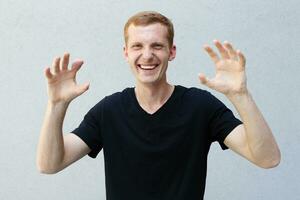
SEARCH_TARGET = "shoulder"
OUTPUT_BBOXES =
[185,86,209,96]
[91,88,132,110]
[178,85,215,103]
[104,87,132,105]
[176,85,225,113]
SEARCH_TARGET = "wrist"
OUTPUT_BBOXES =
[44,100,70,124]
[47,100,70,110]
[226,89,252,104]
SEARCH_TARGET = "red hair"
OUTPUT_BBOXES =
[124,11,174,47]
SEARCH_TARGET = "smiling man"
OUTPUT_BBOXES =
[36,11,281,200]
[124,21,176,114]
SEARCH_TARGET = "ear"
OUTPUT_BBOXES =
[123,45,129,62]
[168,44,176,61]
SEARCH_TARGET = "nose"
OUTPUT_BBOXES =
[141,47,154,60]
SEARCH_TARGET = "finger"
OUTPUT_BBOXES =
[237,50,246,68]
[214,39,230,59]
[61,52,70,71]
[44,67,53,79]
[224,41,238,59]
[76,82,90,96]
[71,60,84,73]
[52,57,61,74]
[198,73,214,88]
[203,45,220,64]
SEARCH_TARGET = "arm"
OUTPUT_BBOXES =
[199,40,281,168]
[224,93,280,168]
[36,53,91,174]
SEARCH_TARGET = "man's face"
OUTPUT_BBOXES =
[124,23,176,86]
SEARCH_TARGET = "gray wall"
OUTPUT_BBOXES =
[0,0,299,199]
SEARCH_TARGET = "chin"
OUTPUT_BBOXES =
[137,76,165,86]
[137,79,158,85]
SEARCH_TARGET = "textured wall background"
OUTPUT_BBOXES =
[0,0,299,199]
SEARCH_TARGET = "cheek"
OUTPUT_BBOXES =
[159,53,171,62]
[128,52,140,61]
[156,49,170,57]
[128,57,139,69]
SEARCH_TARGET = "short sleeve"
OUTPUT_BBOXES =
[72,100,104,158]
[207,92,243,150]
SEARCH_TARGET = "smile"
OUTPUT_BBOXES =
[137,64,159,70]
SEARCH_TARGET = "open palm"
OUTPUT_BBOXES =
[199,40,247,97]
[44,53,89,104]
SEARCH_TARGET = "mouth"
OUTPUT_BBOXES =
[137,64,159,70]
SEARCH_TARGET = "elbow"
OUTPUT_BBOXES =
[260,158,280,169]
[37,166,59,174]
[36,160,60,174]
[258,153,281,169]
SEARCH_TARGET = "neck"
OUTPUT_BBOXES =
[134,81,174,114]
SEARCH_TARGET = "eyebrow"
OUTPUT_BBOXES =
[130,42,142,46]
[151,42,164,46]
[129,42,165,48]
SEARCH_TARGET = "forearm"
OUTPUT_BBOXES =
[36,101,69,174]
[227,91,281,167]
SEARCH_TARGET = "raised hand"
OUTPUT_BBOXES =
[44,53,89,104]
[199,40,247,97]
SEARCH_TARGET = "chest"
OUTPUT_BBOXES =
[102,110,210,162]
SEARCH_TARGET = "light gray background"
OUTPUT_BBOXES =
[0,0,299,199]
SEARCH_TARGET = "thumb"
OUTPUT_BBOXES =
[76,82,90,96]
[198,73,213,88]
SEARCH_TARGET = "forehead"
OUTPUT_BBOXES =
[127,23,168,44]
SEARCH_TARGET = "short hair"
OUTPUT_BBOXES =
[124,11,174,47]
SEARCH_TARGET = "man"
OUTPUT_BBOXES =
[36,11,280,200]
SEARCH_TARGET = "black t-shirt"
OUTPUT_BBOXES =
[72,85,242,200]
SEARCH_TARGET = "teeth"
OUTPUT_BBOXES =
[138,64,158,70]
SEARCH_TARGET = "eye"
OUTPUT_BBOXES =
[153,44,163,50]
[131,44,142,50]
